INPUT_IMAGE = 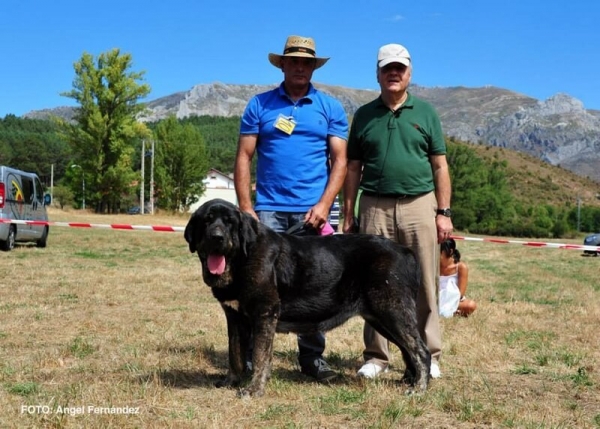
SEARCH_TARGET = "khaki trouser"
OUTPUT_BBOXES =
[359,192,442,366]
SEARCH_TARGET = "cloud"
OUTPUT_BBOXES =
[388,14,405,22]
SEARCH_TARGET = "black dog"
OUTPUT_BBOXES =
[184,199,430,397]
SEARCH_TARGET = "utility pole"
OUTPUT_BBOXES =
[577,196,581,232]
[150,139,155,214]
[50,163,54,204]
[140,139,145,214]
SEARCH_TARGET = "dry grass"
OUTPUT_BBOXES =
[1,207,599,428]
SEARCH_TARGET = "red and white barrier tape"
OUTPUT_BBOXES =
[0,218,184,233]
[1,219,599,252]
[451,235,600,252]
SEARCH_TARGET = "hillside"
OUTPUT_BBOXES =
[465,142,600,209]
[25,82,600,184]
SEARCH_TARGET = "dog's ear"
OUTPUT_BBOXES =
[239,211,258,256]
[184,213,200,253]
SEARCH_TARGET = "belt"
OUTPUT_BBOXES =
[362,190,422,199]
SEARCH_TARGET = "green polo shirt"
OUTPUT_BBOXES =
[348,93,446,196]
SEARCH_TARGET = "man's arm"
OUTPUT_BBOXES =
[342,159,362,233]
[304,135,347,228]
[234,134,258,219]
[430,154,454,242]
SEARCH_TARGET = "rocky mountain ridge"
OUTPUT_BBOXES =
[25,82,600,183]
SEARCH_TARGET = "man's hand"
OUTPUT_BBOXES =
[436,215,454,243]
[342,217,360,234]
[240,207,259,221]
[304,202,329,229]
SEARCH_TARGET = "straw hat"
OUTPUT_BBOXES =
[268,35,329,69]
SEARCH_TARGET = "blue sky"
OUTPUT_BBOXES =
[2,0,599,117]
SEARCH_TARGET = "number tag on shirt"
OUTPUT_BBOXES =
[274,114,296,135]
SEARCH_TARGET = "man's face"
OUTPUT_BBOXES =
[377,63,411,94]
[281,57,316,87]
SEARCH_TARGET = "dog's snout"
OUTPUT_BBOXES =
[209,227,226,241]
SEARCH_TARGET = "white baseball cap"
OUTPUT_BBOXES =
[377,44,411,68]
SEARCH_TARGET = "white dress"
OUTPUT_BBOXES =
[439,272,460,318]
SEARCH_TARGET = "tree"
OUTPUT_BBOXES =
[0,115,71,183]
[61,49,151,213]
[447,141,516,234]
[52,184,75,210]
[181,115,241,174]
[153,116,209,211]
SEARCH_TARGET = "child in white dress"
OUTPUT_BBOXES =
[440,238,477,317]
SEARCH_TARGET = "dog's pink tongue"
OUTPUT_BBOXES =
[207,254,226,275]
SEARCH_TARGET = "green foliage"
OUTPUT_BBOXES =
[152,116,209,211]
[60,49,151,213]
[447,140,600,236]
[6,381,39,397]
[568,205,600,232]
[180,115,241,174]
[570,367,593,387]
[448,141,517,234]
[0,114,71,184]
[68,336,96,359]
[6,106,600,236]
[0,138,12,164]
[52,184,75,209]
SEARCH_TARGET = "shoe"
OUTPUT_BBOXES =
[357,362,388,379]
[430,362,441,379]
[301,358,337,382]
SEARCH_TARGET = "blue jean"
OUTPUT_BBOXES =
[257,210,327,367]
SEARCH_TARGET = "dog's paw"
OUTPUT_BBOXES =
[237,385,265,398]
[404,386,427,397]
[404,378,428,396]
[404,387,417,396]
[400,370,415,385]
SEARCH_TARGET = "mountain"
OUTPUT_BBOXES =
[24,81,600,183]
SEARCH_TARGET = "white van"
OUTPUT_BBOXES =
[0,166,51,251]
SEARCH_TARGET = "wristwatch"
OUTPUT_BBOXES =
[436,208,452,218]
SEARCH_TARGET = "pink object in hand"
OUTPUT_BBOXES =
[320,223,335,236]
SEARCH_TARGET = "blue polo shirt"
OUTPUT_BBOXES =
[240,83,348,211]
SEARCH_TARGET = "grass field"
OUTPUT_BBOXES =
[1,207,599,428]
